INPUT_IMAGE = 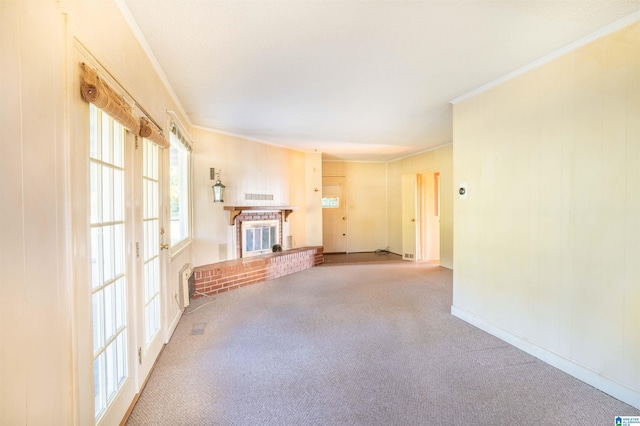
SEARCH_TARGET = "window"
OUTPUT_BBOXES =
[322,197,340,208]
[169,122,192,246]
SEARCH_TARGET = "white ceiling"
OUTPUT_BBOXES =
[122,0,640,161]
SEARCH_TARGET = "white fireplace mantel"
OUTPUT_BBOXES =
[223,205,298,226]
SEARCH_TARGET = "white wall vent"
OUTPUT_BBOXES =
[245,193,274,201]
[218,243,228,261]
[177,263,193,310]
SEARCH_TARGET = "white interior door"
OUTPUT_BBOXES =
[402,174,419,261]
[322,176,348,253]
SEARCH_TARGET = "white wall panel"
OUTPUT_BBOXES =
[0,1,72,423]
[453,21,640,409]
[305,153,323,247]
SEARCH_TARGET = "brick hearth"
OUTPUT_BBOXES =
[192,246,324,298]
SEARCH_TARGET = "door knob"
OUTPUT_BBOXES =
[342,217,347,220]
[160,243,170,250]
[411,219,416,222]
[342,233,346,236]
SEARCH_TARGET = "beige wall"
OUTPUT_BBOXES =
[1,2,73,424]
[322,161,389,253]
[305,152,324,246]
[192,128,310,266]
[387,145,453,269]
[452,22,640,408]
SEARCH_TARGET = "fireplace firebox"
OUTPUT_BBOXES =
[241,219,280,257]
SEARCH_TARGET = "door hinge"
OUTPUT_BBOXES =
[135,135,139,149]
[136,242,140,258]
[138,347,142,365]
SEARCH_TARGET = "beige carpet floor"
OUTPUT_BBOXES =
[126,262,639,425]
[322,251,403,264]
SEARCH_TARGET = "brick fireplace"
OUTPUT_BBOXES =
[188,204,323,299]
[223,205,298,258]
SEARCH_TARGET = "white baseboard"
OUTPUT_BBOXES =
[165,309,182,343]
[451,305,640,410]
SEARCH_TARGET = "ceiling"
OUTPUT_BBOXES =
[121,0,640,162]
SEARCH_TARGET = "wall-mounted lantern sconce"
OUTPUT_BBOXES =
[211,168,226,203]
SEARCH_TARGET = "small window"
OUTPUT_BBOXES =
[322,197,340,208]
[169,123,192,246]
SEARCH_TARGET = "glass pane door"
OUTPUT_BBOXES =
[89,105,128,421]
[143,138,161,346]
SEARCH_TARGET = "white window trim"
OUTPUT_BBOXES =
[167,112,193,251]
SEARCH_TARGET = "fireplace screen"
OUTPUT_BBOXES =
[242,220,280,257]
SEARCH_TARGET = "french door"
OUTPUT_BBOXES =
[89,105,136,425]
[87,105,165,425]
[138,137,164,384]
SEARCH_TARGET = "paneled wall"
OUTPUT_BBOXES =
[305,152,323,246]
[0,2,72,423]
[452,22,640,408]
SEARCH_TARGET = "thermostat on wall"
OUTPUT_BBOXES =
[458,182,468,200]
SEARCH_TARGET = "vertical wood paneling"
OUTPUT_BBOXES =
[0,3,28,423]
[623,21,640,390]
[191,129,308,266]
[1,1,72,424]
[453,21,640,405]
[535,56,566,352]
[598,29,628,377]
[304,153,323,247]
